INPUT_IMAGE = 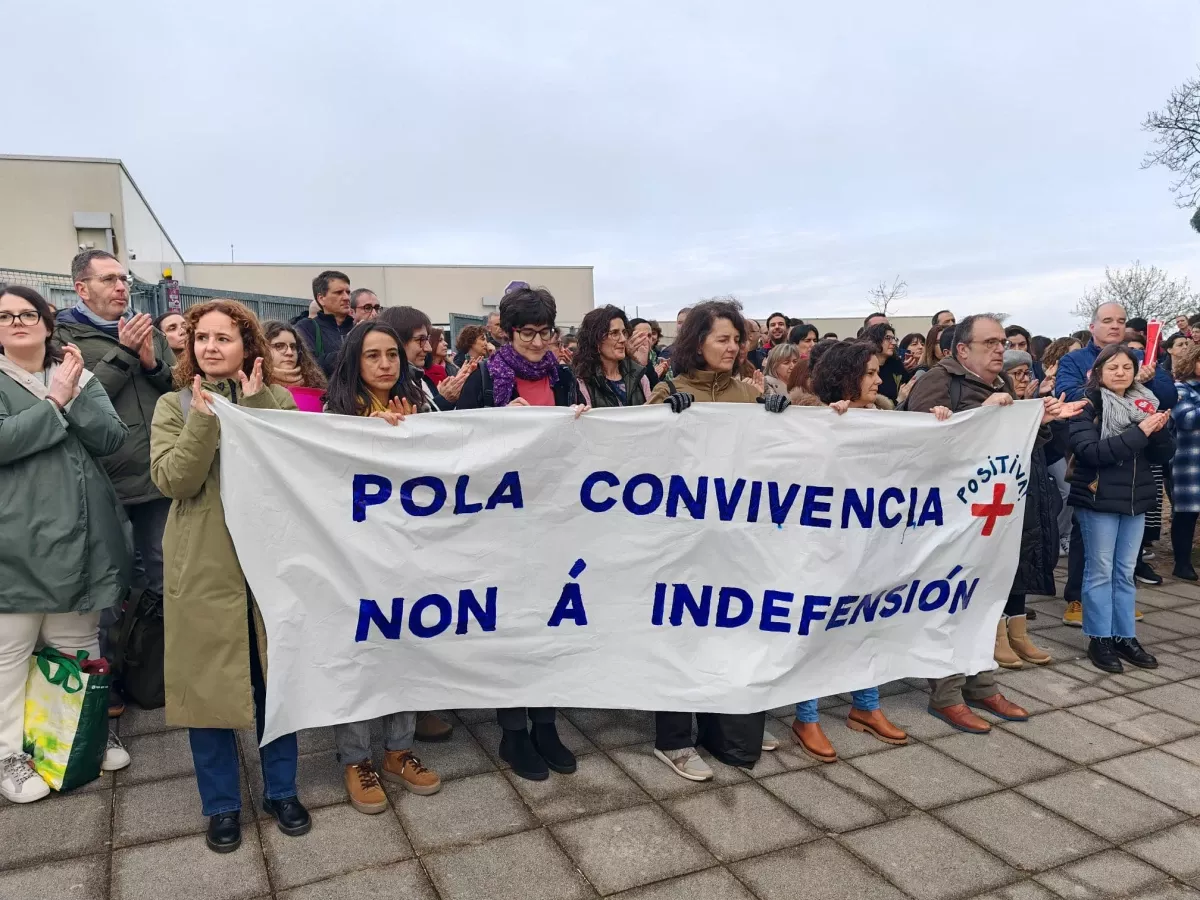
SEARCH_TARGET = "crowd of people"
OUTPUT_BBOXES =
[0,249,1193,855]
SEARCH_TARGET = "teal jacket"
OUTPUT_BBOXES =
[0,371,134,614]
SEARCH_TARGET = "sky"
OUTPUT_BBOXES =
[9,1,1200,335]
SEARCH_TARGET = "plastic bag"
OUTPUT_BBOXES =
[23,648,111,791]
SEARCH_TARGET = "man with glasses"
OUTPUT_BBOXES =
[350,288,381,323]
[295,270,355,376]
[56,249,176,720]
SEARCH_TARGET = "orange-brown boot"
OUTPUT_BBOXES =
[382,750,442,796]
[791,720,837,763]
[846,708,909,745]
[344,761,388,814]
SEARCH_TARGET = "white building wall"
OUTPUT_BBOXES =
[119,170,183,282]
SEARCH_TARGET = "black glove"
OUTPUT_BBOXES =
[758,394,791,413]
[666,391,695,413]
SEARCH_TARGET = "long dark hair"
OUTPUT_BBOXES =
[572,305,627,382]
[1085,343,1141,395]
[324,322,422,415]
[263,320,326,388]
[0,285,63,365]
[671,298,746,377]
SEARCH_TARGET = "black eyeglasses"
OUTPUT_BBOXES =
[0,310,41,327]
[356,304,381,313]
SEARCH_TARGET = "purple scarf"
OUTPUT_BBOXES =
[488,343,560,407]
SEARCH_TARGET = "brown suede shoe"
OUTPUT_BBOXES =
[928,703,991,734]
[345,761,388,814]
[382,750,442,796]
[791,720,837,763]
[967,693,1029,722]
[846,707,909,745]
[415,712,454,743]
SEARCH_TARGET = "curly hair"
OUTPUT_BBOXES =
[572,305,628,382]
[861,321,896,354]
[173,299,273,388]
[1041,337,1080,373]
[263,320,326,388]
[456,324,487,357]
[812,341,877,404]
[670,298,746,377]
[1174,340,1200,381]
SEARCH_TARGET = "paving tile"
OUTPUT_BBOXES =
[933,791,1108,871]
[848,743,1001,810]
[760,767,887,832]
[967,881,1059,900]
[608,867,754,900]
[276,860,437,899]
[607,741,750,799]
[0,853,107,900]
[505,751,649,824]
[392,771,534,853]
[859,688,961,741]
[406,726,497,782]
[664,781,819,862]
[261,801,414,891]
[1141,611,1200,636]
[296,727,336,755]
[551,803,714,895]
[1132,884,1200,899]
[1057,661,1170,694]
[841,813,1018,900]
[1036,626,1091,652]
[1154,652,1200,676]
[731,839,908,900]
[1160,734,1200,764]
[1136,622,1192,644]
[1124,820,1200,882]
[423,828,596,900]
[1033,849,1170,900]
[1146,581,1200,602]
[562,708,656,748]
[114,772,253,847]
[111,831,269,900]
[453,708,494,724]
[246,749,344,818]
[1133,589,1198,610]
[116,727,196,784]
[1070,696,1200,745]
[1093,748,1200,814]
[1131,683,1200,724]
[993,668,1113,707]
[818,761,914,819]
[999,710,1144,763]
[929,728,1072,788]
[1016,768,1185,843]
[117,703,175,736]
[0,789,110,871]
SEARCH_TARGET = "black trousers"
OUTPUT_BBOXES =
[497,707,556,730]
[1065,516,1084,603]
[655,712,695,752]
[1005,593,1025,617]
[1172,511,1198,569]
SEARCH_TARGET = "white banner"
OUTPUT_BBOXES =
[213,400,1043,744]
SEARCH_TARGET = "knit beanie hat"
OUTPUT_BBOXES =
[1003,349,1033,372]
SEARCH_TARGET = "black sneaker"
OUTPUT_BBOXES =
[531,722,578,774]
[1135,559,1163,585]
[1112,637,1158,669]
[499,728,549,781]
[1087,637,1124,674]
[262,796,311,836]
[206,811,241,853]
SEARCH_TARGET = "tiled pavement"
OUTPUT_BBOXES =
[6,577,1200,899]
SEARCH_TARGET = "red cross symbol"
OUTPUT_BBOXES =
[971,483,1015,536]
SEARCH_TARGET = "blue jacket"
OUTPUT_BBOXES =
[1055,342,1177,409]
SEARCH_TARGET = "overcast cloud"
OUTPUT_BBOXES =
[8,1,1200,333]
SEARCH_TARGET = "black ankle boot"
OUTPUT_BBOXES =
[1174,561,1199,582]
[1087,637,1124,674]
[531,722,578,774]
[499,727,549,781]
[1112,637,1159,669]
[206,811,242,853]
[262,796,312,836]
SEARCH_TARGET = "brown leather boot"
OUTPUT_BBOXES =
[1007,615,1051,665]
[344,761,388,814]
[994,618,1022,669]
[967,693,1029,722]
[928,703,991,734]
[846,707,908,745]
[382,750,442,796]
[415,712,454,743]
[791,720,837,763]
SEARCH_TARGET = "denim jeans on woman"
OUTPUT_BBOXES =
[1076,507,1143,640]
[795,687,879,723]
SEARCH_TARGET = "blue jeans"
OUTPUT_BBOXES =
[1076,507,1142,639]
[189,728,298,816]
[796,687,880,723]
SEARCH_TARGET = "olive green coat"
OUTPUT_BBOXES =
[150,381,296,729]
[0,371,133,615]
[55,319,176,505]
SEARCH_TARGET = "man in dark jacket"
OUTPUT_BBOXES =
[907,314,1083,735]
[295,270,355,375]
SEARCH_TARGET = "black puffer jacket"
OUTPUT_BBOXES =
[1012,443,1062,597]
[1067,390,1176,516]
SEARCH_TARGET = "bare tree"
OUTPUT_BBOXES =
[867,276,907,316]
[1142,68,1200,209]
[1071,261,1199,323]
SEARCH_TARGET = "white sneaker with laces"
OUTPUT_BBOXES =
[102,731,131,772]
[653,747,714,782]
[1,752,51,803]
[761,731,780,752]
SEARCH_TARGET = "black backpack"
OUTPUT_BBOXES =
[108,587,166,709]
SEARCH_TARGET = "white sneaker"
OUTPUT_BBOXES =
[101,731,131,772]
[0,752,51,803]
[762,731,780,752]
[653,747,714,782]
